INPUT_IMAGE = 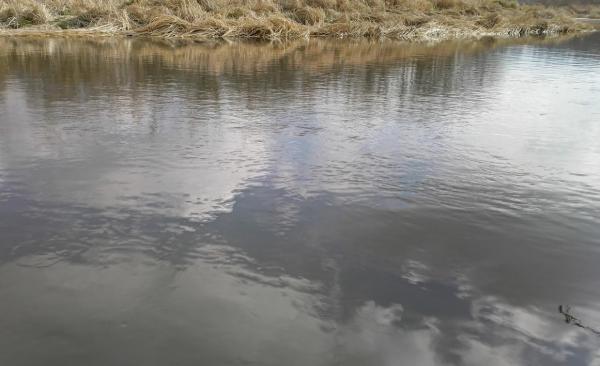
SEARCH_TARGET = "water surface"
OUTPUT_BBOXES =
[1,34,600,366]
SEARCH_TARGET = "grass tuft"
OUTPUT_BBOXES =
[293,6,325,25]
[0,0,50,28]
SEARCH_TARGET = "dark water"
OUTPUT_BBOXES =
[1,34,600,366]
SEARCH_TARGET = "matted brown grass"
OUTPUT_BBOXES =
[0,0,598,40]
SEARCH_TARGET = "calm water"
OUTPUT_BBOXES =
[1,34,600,366]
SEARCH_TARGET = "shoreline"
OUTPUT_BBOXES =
[2,29,598,45]
[1,0,599,42]
[0,22,596,42]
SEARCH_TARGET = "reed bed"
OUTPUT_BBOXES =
[0,0,597,40]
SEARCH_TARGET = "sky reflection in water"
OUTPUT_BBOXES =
[1,35,600,366]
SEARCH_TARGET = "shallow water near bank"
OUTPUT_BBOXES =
[1,34,600,365]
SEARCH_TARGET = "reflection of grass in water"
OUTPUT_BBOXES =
[0,0,597,40]
[559,305,600,336]
[0,34,582,93]
[0,34,583,112]
[0,33,582,73]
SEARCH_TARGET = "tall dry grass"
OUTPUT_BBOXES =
[0,0,597,40]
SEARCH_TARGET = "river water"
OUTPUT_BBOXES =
[1,34,599,365]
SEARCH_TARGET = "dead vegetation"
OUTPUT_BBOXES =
[0,0,597,40]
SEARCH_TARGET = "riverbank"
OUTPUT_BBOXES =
[0,0,598,41]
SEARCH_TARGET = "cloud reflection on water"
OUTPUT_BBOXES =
[1,35,600,365]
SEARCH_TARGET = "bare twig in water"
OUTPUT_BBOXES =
[559,305,600,336]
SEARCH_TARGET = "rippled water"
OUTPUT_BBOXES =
[1,34,600,365]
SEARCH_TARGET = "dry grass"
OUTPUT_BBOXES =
[0,0,50,28]
[0,0,598,40]
[293,6,325,25]
[567,4,600,19]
